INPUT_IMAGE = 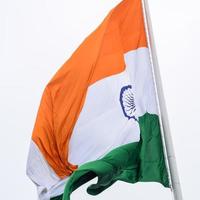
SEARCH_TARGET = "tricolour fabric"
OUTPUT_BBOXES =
[26,0,169,199]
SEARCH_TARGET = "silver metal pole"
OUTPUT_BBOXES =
[141,0,183,199]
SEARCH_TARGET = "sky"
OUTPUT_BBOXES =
[0,0,200,199]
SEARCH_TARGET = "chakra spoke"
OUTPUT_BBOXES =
[119,85,137,121]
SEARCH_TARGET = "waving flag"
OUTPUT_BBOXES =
[26,0,169,199]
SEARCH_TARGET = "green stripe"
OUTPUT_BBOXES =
[51,195,63,200]
[51,113,169,200]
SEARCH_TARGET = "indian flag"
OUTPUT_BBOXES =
[26,0,169,199]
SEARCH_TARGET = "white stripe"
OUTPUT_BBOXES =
[26,141,69,200]
[124,47,158,115]
[69,47,158,166]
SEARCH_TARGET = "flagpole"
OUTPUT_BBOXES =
[141,0,183,199]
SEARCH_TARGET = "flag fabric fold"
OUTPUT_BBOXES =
[52,113,169,200]
[26,0,169,199]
